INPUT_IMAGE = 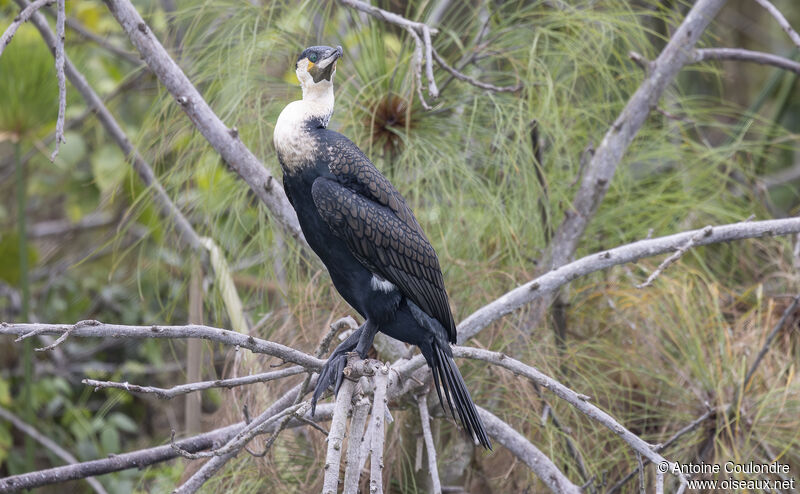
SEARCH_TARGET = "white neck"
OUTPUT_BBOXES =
[274,81,335,171]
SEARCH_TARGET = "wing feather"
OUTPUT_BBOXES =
[311,176,456,342]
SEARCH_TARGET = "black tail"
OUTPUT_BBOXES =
[426,341,492,450]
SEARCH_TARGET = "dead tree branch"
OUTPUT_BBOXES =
[477,406,581,494]
[50,0,66,162]
[369,364,389,494]
[416,394,442,494]
[455,347,688,487]
[636,225,713,288]
[692,48,800,74]
[0,407,108,494]
[82,366,305,399]
[752,0,800,50]
[338,0,520,107]
[547,0,726,270]
[103,0,305,247]
[322,377,357,494]
[15,0,204,251]
[0,321,324,370]
[0,0,53,58]
[343,395,371,494]
[0,422,242,492]
[458,217,800,342]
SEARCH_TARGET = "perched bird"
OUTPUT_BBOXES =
[273,45,491,449]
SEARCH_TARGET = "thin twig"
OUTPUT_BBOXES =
[431,48,522,93]
[15,0,204,251]
[636,225,713,288]
[416,394,442,494]
[82,366,306,399]
[692,47,800,74]
[0,0,54,57]
[0,407,108,494]
[636,452,645,494]
[752,0,800,50]
[49,0,66,162]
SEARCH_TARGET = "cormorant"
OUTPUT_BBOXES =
[273,45,491,449]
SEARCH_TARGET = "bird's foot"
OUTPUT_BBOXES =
[311,351,349,415]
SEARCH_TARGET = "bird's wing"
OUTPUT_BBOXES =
[311,176,457,343]
[323,133,424,235]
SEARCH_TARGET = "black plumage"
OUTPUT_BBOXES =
[274,45,490,449]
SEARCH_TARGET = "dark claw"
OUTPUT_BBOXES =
[311,352,349,416]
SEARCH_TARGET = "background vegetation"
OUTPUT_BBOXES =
[1,0,799,492]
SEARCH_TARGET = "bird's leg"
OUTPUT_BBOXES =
[354,319,378,359]
[311,323,364,415]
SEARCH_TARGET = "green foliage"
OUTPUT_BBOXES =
[0,25,57,137]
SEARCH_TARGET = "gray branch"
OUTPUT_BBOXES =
[16,0,204,251]
[416,394,442,494]
[50,0,66,162]
[322,377,357,494]
[693,47,800,74]
[752,0,800,50]
[477,406,581,494]
[0,321,323,370]
[455,347,687,487]
[548,0,727,270]
[0,0,53,57]
[458,217,800,342]
[103,0,305,246]
[369,364,389,494]
[342,395,371,494]
[0,407,108,494]
[82,366,305,399]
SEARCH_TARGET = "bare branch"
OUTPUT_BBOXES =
[636,225,713,288]
[343,395,371,494]
[15,0,204,251]
[476,406,581,494]
[46,9,143,66]
[547,0,726,272]
[0,407,108,494]
[455,347,687,487]
[82,366,305,399]
[369,364,389,494]
[458,217,800,343]
[338,0,437,34]
[0,422,243,492]
[103,0,306,246]
[430,48,522,93]
[416,394,442,494]
[49,0,66,162]
[322,377,357,493]
[752,0,800,50]
[692,47,800,74]
[0,0,53,58]
[0,321,324,370]
[338,0,520,106]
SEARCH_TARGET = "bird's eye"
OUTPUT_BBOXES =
[309,53,318,63]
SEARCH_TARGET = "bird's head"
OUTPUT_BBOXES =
[295,45,343,95]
